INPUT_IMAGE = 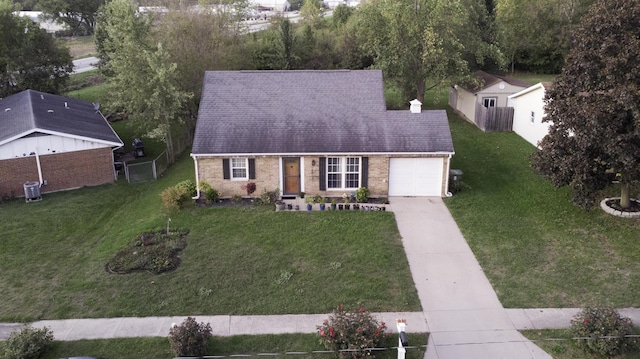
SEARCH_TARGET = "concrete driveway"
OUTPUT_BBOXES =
[389,197,551,359]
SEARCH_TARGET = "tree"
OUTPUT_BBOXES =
[532,0,640,210]
[495,0,596,73]
[37,0,104,35]
[251,17,298,70]
[98,0,192,163]
[353,0,493,103]
[0,0,72,97]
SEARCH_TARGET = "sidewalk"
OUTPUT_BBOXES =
[390,197,551,359]
[2,309,640,341]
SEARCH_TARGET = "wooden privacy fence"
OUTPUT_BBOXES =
[474,103,514,132]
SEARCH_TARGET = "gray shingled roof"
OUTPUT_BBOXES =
[0,90,123,146]
[461,70,532,93]
[192,70,454,155]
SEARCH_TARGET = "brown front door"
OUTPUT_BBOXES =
[283,157,300,195]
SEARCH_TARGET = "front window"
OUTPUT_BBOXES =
[327,157,360,189]
[483,97,497,107]
[231,158,248,180]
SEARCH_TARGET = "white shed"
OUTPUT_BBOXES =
[508,82,553,147]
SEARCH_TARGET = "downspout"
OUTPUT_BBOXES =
[34,148,44,186]
[192,154,200,200]
[445,153,453,197]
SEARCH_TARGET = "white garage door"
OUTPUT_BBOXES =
[389,158,444,196]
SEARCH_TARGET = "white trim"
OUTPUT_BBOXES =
[325,156,361,190]
[35,148,43,185]
[300,156,305,193]
[0,128,123,148]
[508,82,547,99]
[230,157,249,180]
[192,151,455,158]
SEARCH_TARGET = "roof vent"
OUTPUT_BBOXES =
[64,102,68,109]
[4,108,10,112]
[47,109,54,113]
[40,94,44,100]
[93,102,100,111]
[410,99,422,114]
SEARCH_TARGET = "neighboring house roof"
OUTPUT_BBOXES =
[0,90,123,147]
[192,70,454,155]
[461,70,532,93]
[508,82,554,99]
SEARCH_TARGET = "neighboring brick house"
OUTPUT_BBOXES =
[0,90,123,198]
[191,70,454,198]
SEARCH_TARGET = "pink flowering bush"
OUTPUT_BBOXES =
[317,304,388,359]
[570,307,639,357]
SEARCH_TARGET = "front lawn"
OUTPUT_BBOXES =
[444,111,640,308]
[0,155,420,322]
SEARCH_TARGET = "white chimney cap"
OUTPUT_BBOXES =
[410,99,422,114]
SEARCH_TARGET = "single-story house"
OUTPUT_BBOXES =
[0,90,123,198]
[449,70,531,131]
[508,82,553,147]
[191,70,455,198]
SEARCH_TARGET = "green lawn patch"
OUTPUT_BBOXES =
[521,329,640,359]
[63,35,97,59]
[444,111,640,308]
[0,154,420,322]
[37,333,428,359]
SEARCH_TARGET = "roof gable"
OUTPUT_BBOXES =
[461,70,531,93]
[0,90,123,146]
[193,70,453,155]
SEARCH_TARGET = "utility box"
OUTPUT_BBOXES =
[449,169,463,182]
[24,181,42,202]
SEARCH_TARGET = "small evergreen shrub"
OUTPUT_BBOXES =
[176,180,197,197]
[205,187,220,204]
[2,325,53,359]
[570,307,639,357]
[317,304,388,359]
[168,317,212,357]
[355,187,369,203]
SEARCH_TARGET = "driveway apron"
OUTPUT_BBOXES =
[389,197,551,359]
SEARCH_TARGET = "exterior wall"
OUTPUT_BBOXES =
[454,87,477,122]
[0,133,111,160]
[478,82,528,107]
[196,157,281,197]
[0,147,116,198]
[197,154,450,198]
[510,86,551,147]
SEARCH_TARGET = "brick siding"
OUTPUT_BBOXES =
[0,147,116,198]
[197,154,449,198]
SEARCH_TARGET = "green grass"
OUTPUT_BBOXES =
[64,35,97,59]
[37,333,429,359]
[521,330,640,359]
[65,81,107,104]
[444,109,640,308]
[0,154,420,322]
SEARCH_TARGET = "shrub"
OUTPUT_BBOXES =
[355,187,369,203]
[205,187,220,204]
[317,304,388,359]
[570,307,639,357]
[161,185,191,212]
[2,325,53,359]
[242,182,257,196]
[176,180,197,197]
[168,317,212,357]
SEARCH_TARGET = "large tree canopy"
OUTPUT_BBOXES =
[352,0,502,103]
[0,0,72,97]
[532,0,640,210]
[37,0,104,35]
[97,0,192,163]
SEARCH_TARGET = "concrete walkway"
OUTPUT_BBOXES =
[391,197,551,359]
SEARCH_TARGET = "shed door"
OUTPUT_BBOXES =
[389,158,443,196]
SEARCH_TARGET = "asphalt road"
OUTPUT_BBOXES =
[72,56,98,74]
